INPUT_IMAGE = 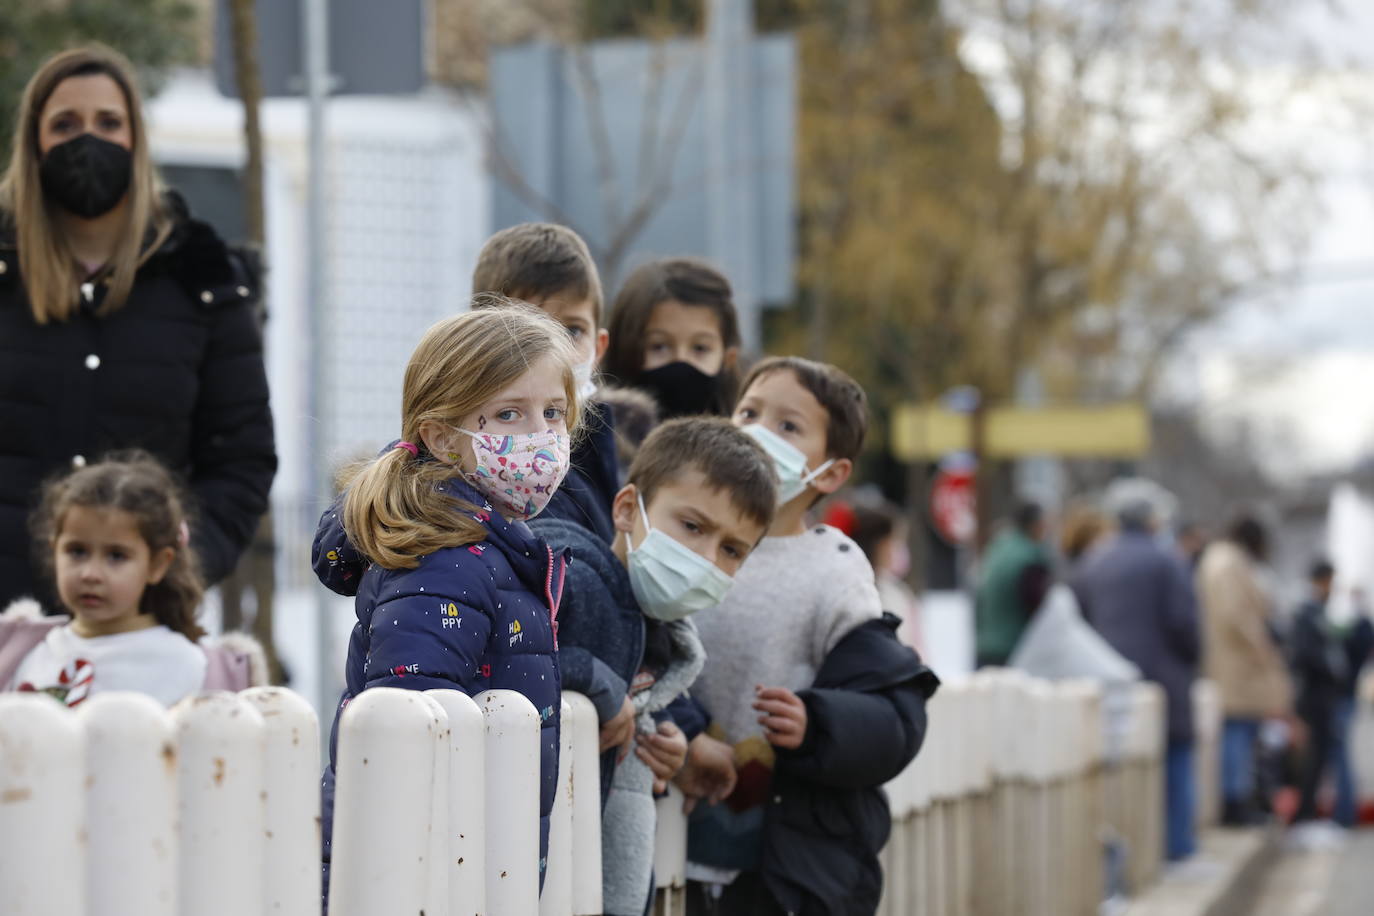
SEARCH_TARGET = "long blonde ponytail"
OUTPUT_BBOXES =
[343,302,582,570]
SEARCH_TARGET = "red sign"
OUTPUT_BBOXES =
[930,467,976,546]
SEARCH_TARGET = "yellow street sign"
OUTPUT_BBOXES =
[892,403,1150,461]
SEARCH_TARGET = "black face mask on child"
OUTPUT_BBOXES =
[638,361,727,419]
[40,133,132,219]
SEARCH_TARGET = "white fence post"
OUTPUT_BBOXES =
[480,688,542,916]
[0,694,87,916]
[79,693,177,916]
[565,693,604,916]
[329,687,450,916]
[541,697,576,916]
[172,692,267,916]
[654,786,690,915]
[241,687,321,915]
[426,688,488,914]
[427,692,453,916]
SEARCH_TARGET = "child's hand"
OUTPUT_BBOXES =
[674,734,737,813]
[636,721,689,794]
[600,696,637,761]
[754,685,808,750]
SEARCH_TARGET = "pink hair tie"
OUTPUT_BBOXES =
[177,521,190,548]
[395,441,420,457]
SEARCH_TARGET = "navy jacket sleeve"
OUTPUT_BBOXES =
[561,645,629,722]
[364,588,494,693]
[657,693,709,742]
[189,292,277,585]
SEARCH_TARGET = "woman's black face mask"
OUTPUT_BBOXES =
[39,133,132,219]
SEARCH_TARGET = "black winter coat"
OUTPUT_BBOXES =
[1290,600,1374,712]
[760,613,939,916]
[0,195,276,606]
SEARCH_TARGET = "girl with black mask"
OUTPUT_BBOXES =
[603,258,742,420]
[0,45,277,611]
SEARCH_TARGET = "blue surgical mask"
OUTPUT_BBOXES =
[626,494,734,621]
[741,424,835,505]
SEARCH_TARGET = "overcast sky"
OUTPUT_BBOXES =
[1179,2,1374,477]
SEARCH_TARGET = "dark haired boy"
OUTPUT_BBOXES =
[1290,560,1374,827]
[531,417,778,916]
[679,356,938,916]
[473,222,622,543]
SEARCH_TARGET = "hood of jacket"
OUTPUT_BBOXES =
[313,472,565,603]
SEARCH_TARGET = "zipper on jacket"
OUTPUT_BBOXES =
[544,544,563,648]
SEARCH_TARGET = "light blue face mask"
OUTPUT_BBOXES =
[626,494,734,621]
[741,424,835,505]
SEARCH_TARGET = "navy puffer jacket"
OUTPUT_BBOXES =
[315,476,567,888]
[0,192,275,608]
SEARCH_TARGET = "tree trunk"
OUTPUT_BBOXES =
[229,0,266,250]
[223,0,283,684]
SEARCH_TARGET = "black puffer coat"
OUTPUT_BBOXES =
[0,195,276,607]
[761,613,939,916]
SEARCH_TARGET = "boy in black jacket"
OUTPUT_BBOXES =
[679,357,939,916]
[1290,560,1374,825]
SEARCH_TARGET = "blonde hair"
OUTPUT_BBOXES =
[0,45,171,325]
[343,302,583,570]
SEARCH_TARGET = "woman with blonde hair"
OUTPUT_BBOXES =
[0,46,276,608]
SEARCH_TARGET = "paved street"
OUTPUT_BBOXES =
[1245,829,1374,916]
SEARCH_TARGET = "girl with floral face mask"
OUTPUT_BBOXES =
[314,303,583,903]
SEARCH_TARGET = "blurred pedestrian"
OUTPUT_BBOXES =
[1073,479,1201,862]
[1197,515,1294,826]
[1011,503,1138,683]
[1336,589,1374,826]
[1175,521,1208,572]
[974,501,1051,668]
[1290,566,1374,827]
[1061,503,1113,569]
[848,498,925,655]
[0,46,276,610]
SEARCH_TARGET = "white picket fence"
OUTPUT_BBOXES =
[0,687,320,916]
[0,675,1232,916]
[0,686,603,916]
[865,672,1221,916]
[646,672,1201,916]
